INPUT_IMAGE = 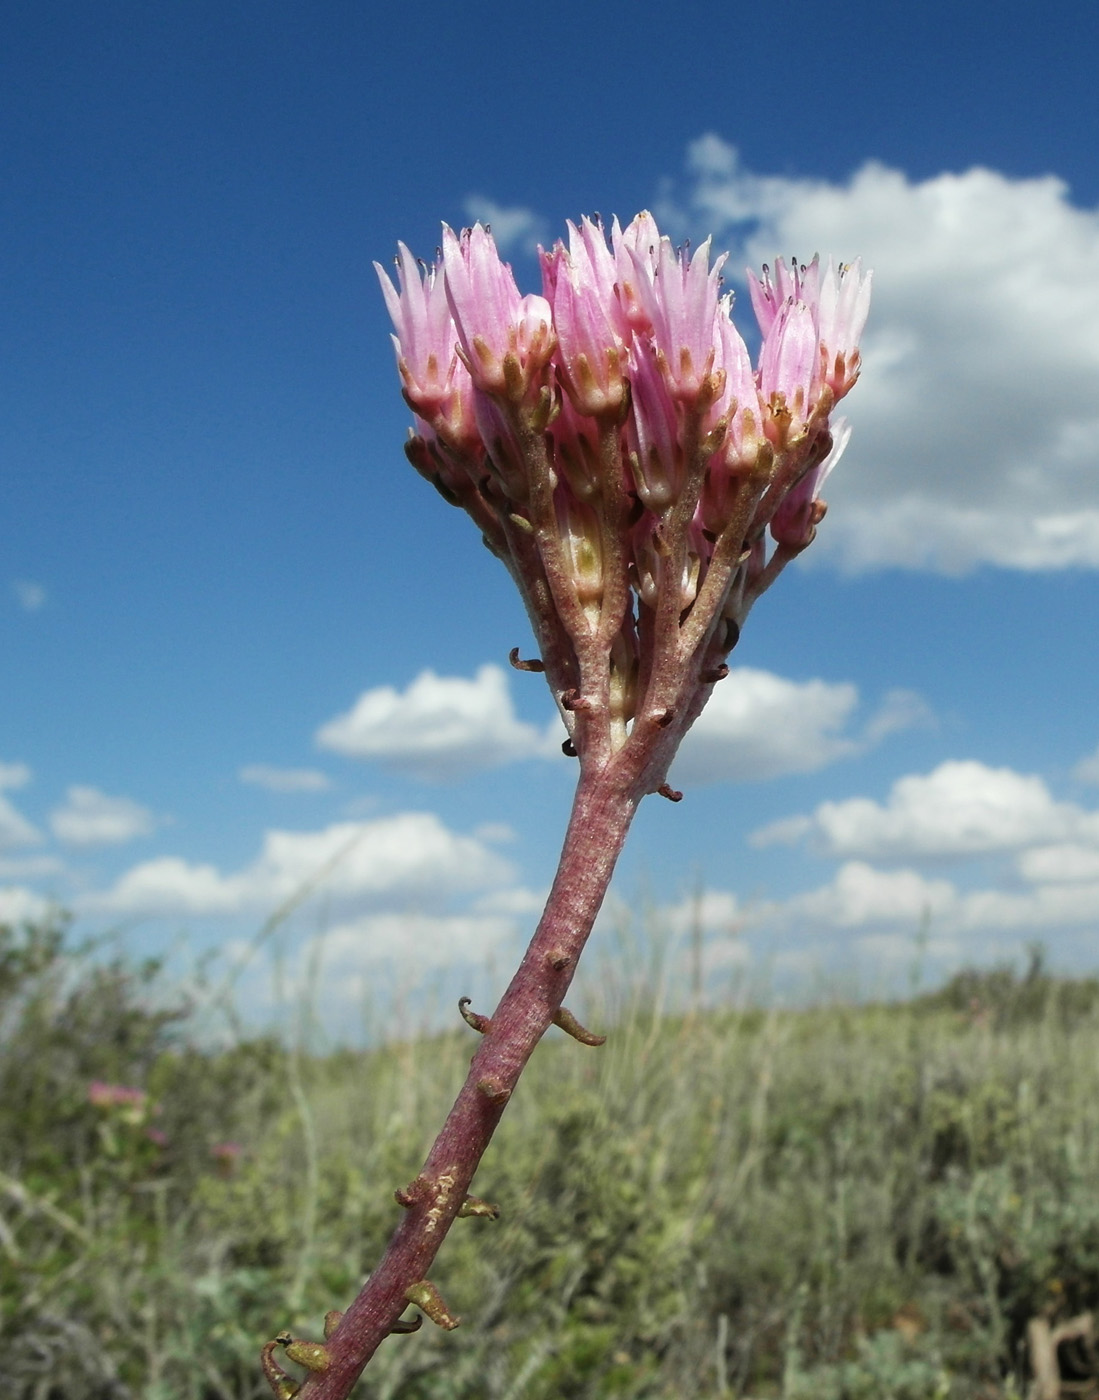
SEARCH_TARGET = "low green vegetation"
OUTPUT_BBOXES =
[3,916,1099,1398]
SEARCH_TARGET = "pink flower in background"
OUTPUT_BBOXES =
[87,1081,146,1110]
[211,1141,243,1178]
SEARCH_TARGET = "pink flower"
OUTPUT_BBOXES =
[442,224,554,395]
[630,234,727,404]
[769,419,852,549]
[211,1141,243,1178]
[758,298,820,436]
[747,255,821,340]
[749,255,873,418]
[624,346,682,510]
[88,1080,146,1110]
[817,258,872,400]
[543,219,627,417]
[374,245,477,452]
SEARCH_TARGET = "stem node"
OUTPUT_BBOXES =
[476,1074,511,1104]
[394,1177,426,1209]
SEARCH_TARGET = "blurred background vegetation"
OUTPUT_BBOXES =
[3,914,1099,1399]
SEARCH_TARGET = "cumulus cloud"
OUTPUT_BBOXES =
[461,197,548,255]
[665,136,1099,574]
[671,668,924,785]
[87,813,515,918]
[239,764,332,793]
[316,665,559,780]
[753,760,1093,861]
[50,786,156,847]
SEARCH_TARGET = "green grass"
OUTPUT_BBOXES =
[3,917,1099,1398]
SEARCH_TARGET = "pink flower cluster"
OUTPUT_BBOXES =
[377,213,869,757]
[379,214,866,535]
[87,1080,147,1111]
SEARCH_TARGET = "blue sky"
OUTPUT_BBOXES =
[4,0,1099,1031]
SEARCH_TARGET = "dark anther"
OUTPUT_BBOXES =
[548,948,571,972]
[561,689,586,711]
[724,619,741,651]
[658,783,684,803]
[509,646,545,673]
[702,663,730,684]
[656,708,675,727]
[275,1332,293,1347]
[562,738,578,757]
[458,996,492,1034]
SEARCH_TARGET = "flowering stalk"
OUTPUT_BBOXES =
[263,214,869,1398]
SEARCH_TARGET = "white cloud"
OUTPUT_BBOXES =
[753,760,1092,861]
[752,858,1099,945]
[662,888,743,937]
[316,665,558,780]
[472,885,546,917]
[671,668,922,785]
[239,764,332,793]
[50,786,156,847]
[786,861,958,928]
[1016,842,1099,884]
[461,197,548,255]
[0,885,50,925]
[668,137,1099,574]
[309,909,518,973]
[0,763,31,791]
[0,854,65,879]
[88,813,515,918]
[12,580,46,612]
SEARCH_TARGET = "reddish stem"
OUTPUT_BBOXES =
[293,759,641,1399]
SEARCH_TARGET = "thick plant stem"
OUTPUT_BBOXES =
[294,759,640,1399]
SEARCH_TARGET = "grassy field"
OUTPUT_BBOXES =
[3,916,1099,1399]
